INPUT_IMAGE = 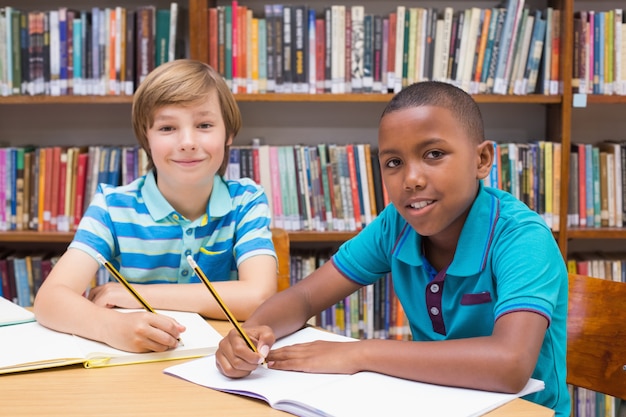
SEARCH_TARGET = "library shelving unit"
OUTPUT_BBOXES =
[188,0,574,257]
[4,0,626,262]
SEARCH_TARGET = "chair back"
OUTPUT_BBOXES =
[567,273,626,401]
[271,228,290,292]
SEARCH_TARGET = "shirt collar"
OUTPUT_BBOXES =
[143,171,232,221]
[394,182,499,276]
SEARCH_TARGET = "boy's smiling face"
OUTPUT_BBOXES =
[148,90,231,198]
[378,105,493,244]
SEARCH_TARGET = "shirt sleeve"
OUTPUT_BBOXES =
[490,217,568,325]
[331,205,399,285]
[232,180,276,265]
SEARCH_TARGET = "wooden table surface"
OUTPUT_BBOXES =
[0,320,554,417]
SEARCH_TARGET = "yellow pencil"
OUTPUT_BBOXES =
[186,255,266,365]
[96,254,182,345]
[96,254,156,313]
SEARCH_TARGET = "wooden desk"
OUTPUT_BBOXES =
[0,321,554,417]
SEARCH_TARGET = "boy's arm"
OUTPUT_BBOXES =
[216,261,364,378]
[263,309,546,394]
[33,248,184,352]
[89,253,278,320]
[219,260,547,392]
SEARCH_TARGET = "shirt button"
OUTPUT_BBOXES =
[186,229,193,236]
[173,214,179,220]
[182,270,189,277]
[430,284,440,293]
[430,307,439,316]
[184,249,192,256]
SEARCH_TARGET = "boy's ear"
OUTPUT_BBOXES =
[476,140,494,179]
[226,135,233,146]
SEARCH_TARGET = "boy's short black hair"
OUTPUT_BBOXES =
[382,81,485,143]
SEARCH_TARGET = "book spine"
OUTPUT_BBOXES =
[258,17,267,93]
[264,4,274,92]
[350,6,364,93]
[308,11,319,93]
[293,5,306,93]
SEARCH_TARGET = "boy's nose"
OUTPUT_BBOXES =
[179,130,197,150]
[404,166,426,190]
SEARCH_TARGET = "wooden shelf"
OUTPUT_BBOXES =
[567,228,626,240]
[288,231,358,243]
[584,95,626,105]
[0,95,134,104]
[0,231,74,243]
[0,231,362,245]
[0,93,562,105]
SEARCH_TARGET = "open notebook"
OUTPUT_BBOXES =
[0,306,222,374]
[0,296,36,326]
[165,327,545,417]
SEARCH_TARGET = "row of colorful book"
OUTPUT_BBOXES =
[0,252,60,307]
[573,9,626,96]
[568,142,626,229]
[209,1,558,96]
[0,248,118,307]
[291,249,411,341]
[228,140,567,233]
[0,3,183,96]
[570,386,620,417]
[2,139,620,236]
[0,145,149,233]
[484,141,563,232]
[225,142,386,233]
[567,253,626,283]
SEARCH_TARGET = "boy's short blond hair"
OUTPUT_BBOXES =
[132,59,241,176]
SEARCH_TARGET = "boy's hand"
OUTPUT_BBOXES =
[266,340,360,374]
[215,325,275,378]
[104,311,185,353]
[88,282,144,309]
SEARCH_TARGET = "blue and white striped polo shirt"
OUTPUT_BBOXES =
[70,170,275,284]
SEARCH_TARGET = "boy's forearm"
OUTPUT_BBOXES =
[244,289,312,339]
[34,286,116,343]
[139,282,275,320]
[359,336,532,393]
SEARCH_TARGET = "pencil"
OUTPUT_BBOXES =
[96,254,156,313]
[96,254,182,345]
[186,255,266,365]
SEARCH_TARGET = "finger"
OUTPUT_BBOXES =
[215,341,258,378]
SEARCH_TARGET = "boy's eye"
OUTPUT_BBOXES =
[198,123,212,129]
[385,158,401,168]
[158,126,175,132]
[425,150,445,159]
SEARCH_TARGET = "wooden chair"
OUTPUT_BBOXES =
[271,228,290,292]
[567,273,626,415]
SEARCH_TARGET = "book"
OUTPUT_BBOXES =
[0,295,35,326]
[164,326,545,417]
[0,309,222,374]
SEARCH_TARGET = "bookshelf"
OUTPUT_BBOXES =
[0,0,573,253]
[185,0,575,256]
[1,1,625,263]
[1,1,622,413]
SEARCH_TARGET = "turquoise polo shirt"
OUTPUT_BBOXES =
[332,182,569,416]
[71,170,275,284]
